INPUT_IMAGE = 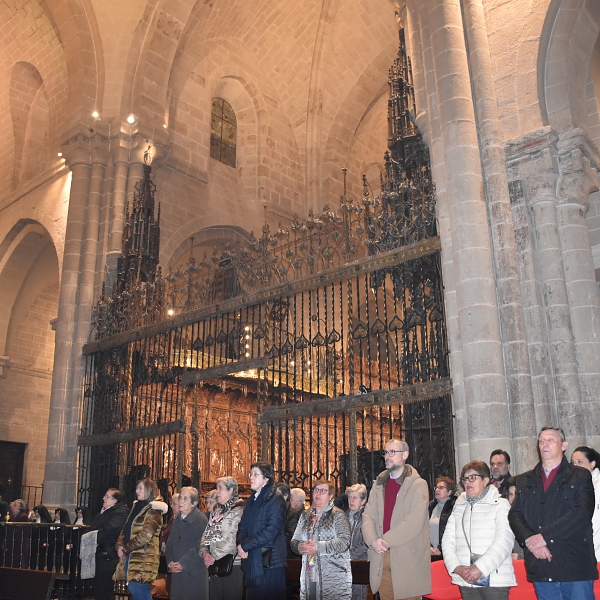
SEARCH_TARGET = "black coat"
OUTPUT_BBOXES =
[90,502,130,571]
[508,456,598,582]
[428,495,456,553]
[283,505,303,558]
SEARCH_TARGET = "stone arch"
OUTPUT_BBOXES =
[0,220,59,489]
[539,0,600,135]
[10,62,50,189]
[41,0,102,129]
[166,225,253,270]
[321,48,395,207]
[0,221,59,357]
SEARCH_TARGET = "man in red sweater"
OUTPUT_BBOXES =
[362,438,431,600]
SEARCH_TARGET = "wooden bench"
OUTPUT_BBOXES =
[0,567,66,600]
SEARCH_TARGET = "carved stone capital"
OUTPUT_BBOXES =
[504,127,560,207]
[556,129,599,208]
[61,132,110,169]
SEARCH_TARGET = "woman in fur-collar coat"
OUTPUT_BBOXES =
[114,478,167,600]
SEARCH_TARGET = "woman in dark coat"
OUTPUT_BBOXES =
[429,476,457,561]
[237,462,287,600]
[89,488,129,600]
[346,484,369,600]
[165,486,208,600]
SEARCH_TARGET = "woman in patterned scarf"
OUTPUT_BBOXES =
[200,476,245,600]
[291,479,352,600]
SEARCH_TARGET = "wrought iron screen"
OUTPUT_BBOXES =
[78,27,454,513]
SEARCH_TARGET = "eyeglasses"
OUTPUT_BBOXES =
[381,449,406,457]
[434,486,447,491]
[248,472,263,478]
[313,488,330,495]
[103,495,115,500]
[459,474,484,484]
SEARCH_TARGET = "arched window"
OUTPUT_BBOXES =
[210,98,237,167]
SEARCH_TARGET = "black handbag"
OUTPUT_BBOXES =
[208,553,235,577]
[261,547,272,568]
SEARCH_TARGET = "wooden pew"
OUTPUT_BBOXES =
[0,567,63,600]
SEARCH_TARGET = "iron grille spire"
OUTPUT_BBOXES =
[118,160,160,292]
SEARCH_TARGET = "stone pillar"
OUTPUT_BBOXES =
[426,0,511,460]
[461,0,536,470]
[43,137,92,507]
[555,129,600,448]
[106,142,130,280]
[408,0,470,470]
[517,133,585,445]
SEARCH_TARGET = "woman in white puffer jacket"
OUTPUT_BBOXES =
[442,461,516,600]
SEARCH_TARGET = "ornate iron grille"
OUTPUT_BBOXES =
[78,26,454,508]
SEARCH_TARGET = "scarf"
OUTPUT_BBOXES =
[307,502,334,570]
[123,499,149,543]
[466,485,490,506]
[202,493,239,546]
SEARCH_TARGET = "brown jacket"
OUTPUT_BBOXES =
[114,499,165,584]
[361,465,431,597]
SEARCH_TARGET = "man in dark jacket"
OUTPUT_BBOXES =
[490,449,512,499]
[90,488,129,600]
[508,426,598,600]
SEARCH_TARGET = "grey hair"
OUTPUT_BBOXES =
[179,486,199,504]
[205,489,218,501]
[216,476,239,496]
[346,483,368,501]
[538,426,566,443]
[290,488,306,503]
[387,438,409,452]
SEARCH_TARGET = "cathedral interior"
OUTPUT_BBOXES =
[0,0,599,512]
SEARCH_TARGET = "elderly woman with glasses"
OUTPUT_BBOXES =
[346,483,369,600]
[429,476,457,561]
[236,462,287,599]
[200,476,245,600]
[291,479,352,600]
[442,461,516,600]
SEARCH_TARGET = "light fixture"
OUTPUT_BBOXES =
[245,352,250,357]
[244,326,250,332]
[163,123,167,128]
[92,111,99,119]
[57,152,63,157]
[167,308,174,317]
[127,114,135,124]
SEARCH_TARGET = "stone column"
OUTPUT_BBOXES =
[106,141,130,280]
[426,0,511,459]
[461,0,536,469]
[518,134,585,445]
[407,0,470,470]
[555,129,600,448]
[43,137,92,507]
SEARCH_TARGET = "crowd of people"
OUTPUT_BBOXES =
[1,425,599,600]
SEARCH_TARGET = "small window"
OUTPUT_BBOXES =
[210,98,237,167]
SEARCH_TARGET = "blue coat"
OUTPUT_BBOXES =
[237,482,287,587]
